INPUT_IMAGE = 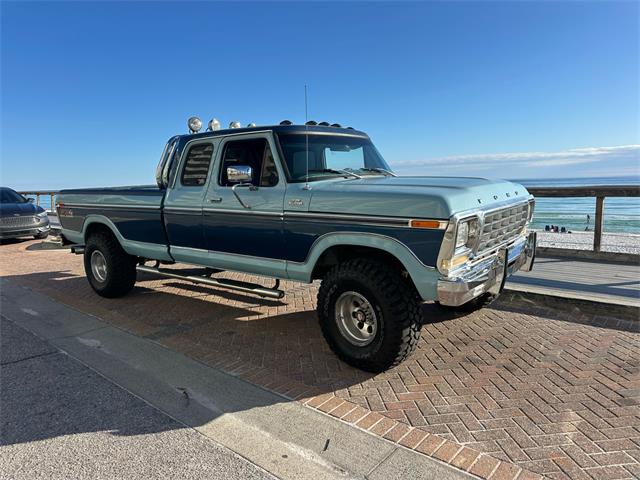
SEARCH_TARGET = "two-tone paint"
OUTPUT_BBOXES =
[58,124,532,301]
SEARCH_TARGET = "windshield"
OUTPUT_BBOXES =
[277,134,392,182]
[0,188,27,204]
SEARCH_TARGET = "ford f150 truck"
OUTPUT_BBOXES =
[58,119,536,372]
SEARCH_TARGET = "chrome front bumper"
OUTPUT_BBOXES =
[437,231,536,307]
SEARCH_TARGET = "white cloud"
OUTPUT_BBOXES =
[390,145,640,171]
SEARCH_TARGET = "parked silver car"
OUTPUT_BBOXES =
[0,187,50,240]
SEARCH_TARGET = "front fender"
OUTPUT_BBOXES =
[286,232,441,301]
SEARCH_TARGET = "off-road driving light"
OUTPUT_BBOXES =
[247,122,257,127]
[331,123,342,127]
[318,121,330,126]
[188,116,202,133]
[280,120,293,125]
[207,118,221,131]
[305,120,317,126]
[229,121,241,129]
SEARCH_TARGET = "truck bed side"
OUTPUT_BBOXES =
[58,185,170,260]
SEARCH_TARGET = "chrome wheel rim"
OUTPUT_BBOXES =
[90,250,108,282]
[335,291,378,346]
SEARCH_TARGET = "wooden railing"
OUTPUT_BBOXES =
[18,191,59,213]
[527,185,640,252]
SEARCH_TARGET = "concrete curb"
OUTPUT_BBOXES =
[502,285,640,325]
[538,247,640,264]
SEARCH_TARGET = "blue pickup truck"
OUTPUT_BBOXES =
[58,119,536,372]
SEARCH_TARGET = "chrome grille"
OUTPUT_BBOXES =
[2,215,37,228]
[477,203,529,252]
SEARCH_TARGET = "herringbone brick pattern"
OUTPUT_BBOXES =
[2,240,639,479]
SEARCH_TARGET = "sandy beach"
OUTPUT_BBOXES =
[535,230,640,255]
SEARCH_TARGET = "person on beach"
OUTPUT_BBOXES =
[585,214,591,231]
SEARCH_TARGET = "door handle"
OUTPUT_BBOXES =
[208,197,222,203]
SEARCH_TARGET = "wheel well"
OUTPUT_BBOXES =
[312,245,409,281]
[84,222,117,243]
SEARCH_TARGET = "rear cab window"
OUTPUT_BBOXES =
[181,143,214,186]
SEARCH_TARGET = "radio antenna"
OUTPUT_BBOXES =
[303,84,311,190]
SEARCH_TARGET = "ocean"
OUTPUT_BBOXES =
[517,176,640,234]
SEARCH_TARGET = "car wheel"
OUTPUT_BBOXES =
[84,231,137,298]
[317,258,422,372]
[34,232,49,240]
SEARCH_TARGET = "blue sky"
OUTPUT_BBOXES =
[1,1,638,190]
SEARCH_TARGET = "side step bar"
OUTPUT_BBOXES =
[70,244,85,255]
[136,265,285,299]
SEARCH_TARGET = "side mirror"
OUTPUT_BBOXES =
[26,197,34,203]
[227,165,253,184]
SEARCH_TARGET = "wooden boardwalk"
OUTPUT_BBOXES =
[508,256,640,307]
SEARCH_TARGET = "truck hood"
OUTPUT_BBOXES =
[307,176,530,219]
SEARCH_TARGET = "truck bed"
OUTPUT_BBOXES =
[58,185,168,248]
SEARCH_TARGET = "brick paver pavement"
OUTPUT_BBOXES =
[2,239,639,479]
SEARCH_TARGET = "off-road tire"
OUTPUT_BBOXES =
[34,232,49,240]
[84,231,137,298]
[437,292,498,313]
[317,258,422,372]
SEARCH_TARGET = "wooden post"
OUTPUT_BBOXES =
[50,193,55,212]
[36,193,40,207]
[594,196,605,252]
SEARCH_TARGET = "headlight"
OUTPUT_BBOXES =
[455,218,479,250]
[36,211,48,218]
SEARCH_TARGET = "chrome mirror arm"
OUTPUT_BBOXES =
[231,183,257,209]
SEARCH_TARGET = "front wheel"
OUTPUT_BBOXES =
[84,232,137,298]
[34,232,49,240]
[317,259,423,372]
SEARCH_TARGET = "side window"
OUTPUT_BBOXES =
[181,143,214,186]
[219,138,279,187]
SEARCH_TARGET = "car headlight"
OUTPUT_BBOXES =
[455,218,479,250]
[36,211,48,218]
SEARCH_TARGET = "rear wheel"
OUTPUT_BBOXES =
[84,231,137,298]
[317,259,422,372]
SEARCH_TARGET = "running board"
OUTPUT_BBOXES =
[136,265,285,299]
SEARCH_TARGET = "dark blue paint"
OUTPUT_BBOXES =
[164,211,206,250]
[203,212,283,259]
[284,219,444,266]
[61,207,167,245]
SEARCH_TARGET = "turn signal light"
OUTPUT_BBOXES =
[441,254,469,271]
[410,219,445,229]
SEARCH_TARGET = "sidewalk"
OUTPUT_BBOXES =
[509,256,640,307]
[1,239,639,479]
[0,317,274,480]
[0,280,471,480]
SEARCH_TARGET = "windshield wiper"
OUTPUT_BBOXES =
[308,169,362,179]
[358,168,397,177]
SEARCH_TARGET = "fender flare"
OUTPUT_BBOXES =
[286,232,440,301]
[81,215,172,261]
